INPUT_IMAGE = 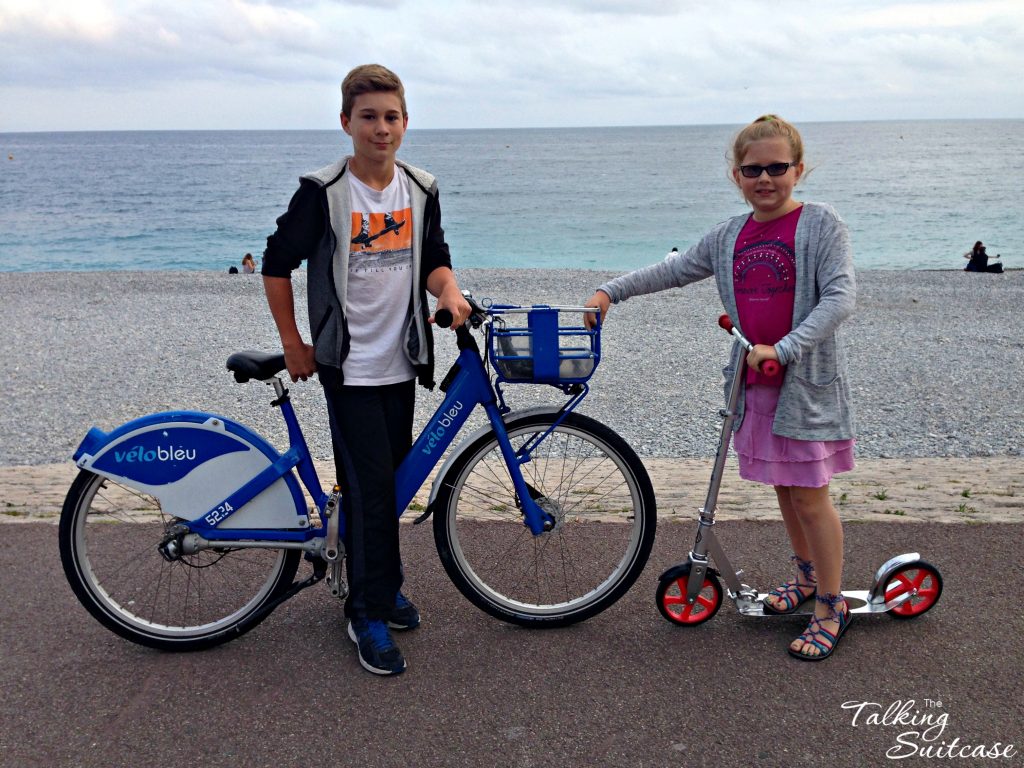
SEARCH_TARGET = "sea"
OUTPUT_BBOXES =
[1,120,1020,272]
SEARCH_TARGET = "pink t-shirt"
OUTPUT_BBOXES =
[733,206,802,386]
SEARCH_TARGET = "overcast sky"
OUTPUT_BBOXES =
[2,0,1022,132]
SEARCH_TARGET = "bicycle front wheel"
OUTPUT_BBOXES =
[433,412,656,627]
[59,470,301,651]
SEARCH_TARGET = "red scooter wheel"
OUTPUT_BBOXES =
[884,560,943,619]
[656,565,723,626]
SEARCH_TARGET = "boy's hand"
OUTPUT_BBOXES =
[283,341,317,382]
[433,283,472,328]
[583,290,611,330]
[264,276,317,381]
[426,267,472,328]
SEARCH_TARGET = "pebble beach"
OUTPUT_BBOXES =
[2,268,1022,523]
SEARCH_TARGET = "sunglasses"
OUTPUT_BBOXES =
[738,162,795,178]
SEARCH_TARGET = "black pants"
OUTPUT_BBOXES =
[321,374,415,620]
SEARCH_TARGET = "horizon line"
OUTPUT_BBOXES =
[3,116,1023,136]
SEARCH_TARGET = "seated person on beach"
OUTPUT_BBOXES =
[963,241,1003,273]
[242,253,257,273]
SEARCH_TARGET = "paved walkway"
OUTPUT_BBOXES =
[2,520,1021,768]
[4,456,1022,525]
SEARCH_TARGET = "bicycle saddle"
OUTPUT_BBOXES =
[226,351,287,383]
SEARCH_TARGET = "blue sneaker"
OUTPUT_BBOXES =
[388,592,421,631]
[347,619,406,676]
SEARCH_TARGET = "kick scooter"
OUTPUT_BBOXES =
[655,315,943,626]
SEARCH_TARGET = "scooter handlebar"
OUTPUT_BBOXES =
[718,314,781,377]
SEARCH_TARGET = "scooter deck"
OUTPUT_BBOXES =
[736,590,907,617]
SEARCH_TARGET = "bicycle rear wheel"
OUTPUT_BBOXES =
[433,412,656,627]
[59,470,300,651]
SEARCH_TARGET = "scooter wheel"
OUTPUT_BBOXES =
[656,565,723,626]
[884,560,943,620]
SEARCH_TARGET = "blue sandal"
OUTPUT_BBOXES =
[763,555,816,615]
[788,593,852,661]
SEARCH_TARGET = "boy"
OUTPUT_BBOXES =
[262,64,471,676]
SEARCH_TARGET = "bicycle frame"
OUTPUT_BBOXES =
[180,325,565,551]
[396,332,558,536]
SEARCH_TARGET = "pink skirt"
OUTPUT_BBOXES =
[734,384,855,488]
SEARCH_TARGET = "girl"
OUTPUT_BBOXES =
[585,115,856,661]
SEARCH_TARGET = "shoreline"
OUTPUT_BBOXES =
[0,266,1020,275]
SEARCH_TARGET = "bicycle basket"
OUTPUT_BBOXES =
[488,305,600,384]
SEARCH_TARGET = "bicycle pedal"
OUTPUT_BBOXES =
[328,577,349,600]
[327,559,349,600]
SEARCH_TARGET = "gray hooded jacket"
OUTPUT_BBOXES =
[263,157,452,389]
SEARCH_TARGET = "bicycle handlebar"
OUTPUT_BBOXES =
[718,314,781,377]
[434,291,490,332]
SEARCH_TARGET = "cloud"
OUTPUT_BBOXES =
[1,0,1022,130]
[1,0,339,87]
[0,0,121,42]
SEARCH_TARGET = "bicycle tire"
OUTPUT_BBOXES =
[433,411,656,627]
[59,469,301,651]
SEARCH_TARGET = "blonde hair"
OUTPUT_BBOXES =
[729,114,804,167]
[341,64,407,118]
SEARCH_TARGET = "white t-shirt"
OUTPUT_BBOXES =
[343,171,415,385]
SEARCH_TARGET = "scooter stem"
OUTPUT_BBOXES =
[685,341,749,601]
[696,340,747,534]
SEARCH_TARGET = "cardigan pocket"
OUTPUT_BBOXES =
[780,373,844,432]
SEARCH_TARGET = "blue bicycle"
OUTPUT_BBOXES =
[59,295,657,650]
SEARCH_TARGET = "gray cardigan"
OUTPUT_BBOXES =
[599,202,856,441]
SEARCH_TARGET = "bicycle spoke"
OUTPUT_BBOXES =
[438,413,654,623]
[62,471,297,647]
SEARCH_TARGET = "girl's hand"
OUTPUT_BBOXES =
[746,343,779,373]
[584,290,611,330]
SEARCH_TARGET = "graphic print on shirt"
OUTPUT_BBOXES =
[733,208,801,385]
[733,238,796,304]
[349,209,412,271]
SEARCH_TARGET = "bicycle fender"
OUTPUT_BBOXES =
[73,411,307,529]
[425,405,566,511]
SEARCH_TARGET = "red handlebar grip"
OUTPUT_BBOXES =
[718,314,734,333]
[761,360,781,377]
